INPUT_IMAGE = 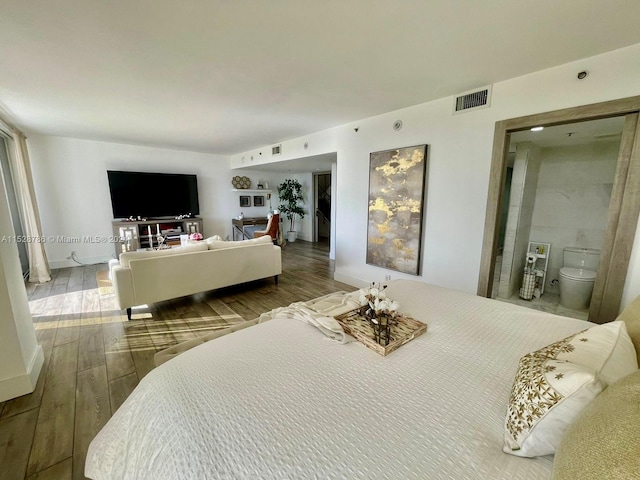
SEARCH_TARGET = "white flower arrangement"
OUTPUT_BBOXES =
[358,282,400,321]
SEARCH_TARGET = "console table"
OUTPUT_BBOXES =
[232,217,267,240]
[112,217,203,257]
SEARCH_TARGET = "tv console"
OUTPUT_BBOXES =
[112,217,203,256]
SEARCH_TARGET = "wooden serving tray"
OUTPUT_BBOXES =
[334,308,427,356]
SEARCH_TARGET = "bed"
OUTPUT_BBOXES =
[85,280,639,479]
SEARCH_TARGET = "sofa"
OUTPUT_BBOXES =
[109,235,282,319]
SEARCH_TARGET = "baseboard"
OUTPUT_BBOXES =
[332,271,369,289]
[0,345,44,402]
[48,254,114,270]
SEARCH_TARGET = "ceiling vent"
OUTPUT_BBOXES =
[272,144,282,156]
[453,85,492,114]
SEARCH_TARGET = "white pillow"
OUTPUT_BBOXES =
[503,321,638,458]
[554,321,638,386]
[504,354,603,457]
[206,235,272,250]
[119,242,207,268]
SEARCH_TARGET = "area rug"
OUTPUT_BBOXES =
[96,270,114,295]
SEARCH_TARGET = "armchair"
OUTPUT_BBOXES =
[254,214,279,243]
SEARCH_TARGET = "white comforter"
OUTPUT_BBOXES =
[86,280,590,479]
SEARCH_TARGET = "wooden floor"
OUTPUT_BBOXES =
[0,240,354,480]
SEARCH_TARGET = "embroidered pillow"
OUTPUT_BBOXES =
[552,321,637,386]
[615,295,640,365]
[503,321,637,457]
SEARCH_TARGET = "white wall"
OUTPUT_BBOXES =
[229,43,640,308]
[27,136,232,267]
[0,163,43,401]
[233,170,314,241]
[529,140,619,293]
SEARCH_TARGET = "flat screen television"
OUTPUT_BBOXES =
[107,170,200,219]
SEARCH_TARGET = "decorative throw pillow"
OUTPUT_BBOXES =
[615,294,640,365]
[552,370,640,480]
[552,321,637,386]
[503,321,638,457]
[118,242,207,268]
[206,235,272,250]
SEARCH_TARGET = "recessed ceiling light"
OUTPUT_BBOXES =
[530,126,544,132]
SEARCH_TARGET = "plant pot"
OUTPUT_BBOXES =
[287,231,297,243]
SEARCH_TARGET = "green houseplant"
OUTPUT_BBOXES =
[277,178,305,242]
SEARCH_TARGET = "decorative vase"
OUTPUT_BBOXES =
[369,314,395,346]
[287,231,297,243]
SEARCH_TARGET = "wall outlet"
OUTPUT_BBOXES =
[384,274,391,281]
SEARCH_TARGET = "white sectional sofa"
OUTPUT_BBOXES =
[109,235,282,319]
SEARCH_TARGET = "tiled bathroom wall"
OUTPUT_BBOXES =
[529,140,620,293]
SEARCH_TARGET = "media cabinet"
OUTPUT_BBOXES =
[112,217,203,256]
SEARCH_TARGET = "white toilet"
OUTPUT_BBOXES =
[559,247,600,310]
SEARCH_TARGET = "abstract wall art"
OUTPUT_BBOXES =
[366,144,427,275]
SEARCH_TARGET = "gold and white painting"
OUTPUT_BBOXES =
[366,144,427,275]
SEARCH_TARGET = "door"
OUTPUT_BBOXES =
[313,172,331,243]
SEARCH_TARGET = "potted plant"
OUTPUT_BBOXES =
[277,178,305,242]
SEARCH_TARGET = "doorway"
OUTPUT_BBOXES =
[492,118,624,320]
[478,95,640,324]
[313,172,331,244]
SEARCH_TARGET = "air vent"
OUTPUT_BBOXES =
[453,85,492,114]
[272,144,282,155]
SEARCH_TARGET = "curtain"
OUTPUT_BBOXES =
[10,133,50,283]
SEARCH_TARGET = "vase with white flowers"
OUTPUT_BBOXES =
[358,282,400,346]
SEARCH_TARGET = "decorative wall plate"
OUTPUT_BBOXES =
[232,176,251,189]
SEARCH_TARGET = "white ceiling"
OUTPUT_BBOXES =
[2,1,640,155]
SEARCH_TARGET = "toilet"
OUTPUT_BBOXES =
[559,247,600,310]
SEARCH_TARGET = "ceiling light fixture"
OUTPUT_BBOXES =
[530,126,544,132]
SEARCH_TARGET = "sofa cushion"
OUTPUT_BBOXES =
[119,242,208,268]
[207,235,273,250]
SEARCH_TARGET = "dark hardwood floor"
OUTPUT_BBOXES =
[0,240,354,480]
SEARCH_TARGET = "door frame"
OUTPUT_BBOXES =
[477,95,640,323]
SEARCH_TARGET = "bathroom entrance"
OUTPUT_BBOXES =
[478,95,640,324]
[492,117,624,320]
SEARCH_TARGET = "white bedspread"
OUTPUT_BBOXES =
[86,280,590,479]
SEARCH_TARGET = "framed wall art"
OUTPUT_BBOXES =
[239,196,251,207]
[366,144,428,275]
[253,195,265,207]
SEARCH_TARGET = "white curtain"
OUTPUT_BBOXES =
[10,133,51,283]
